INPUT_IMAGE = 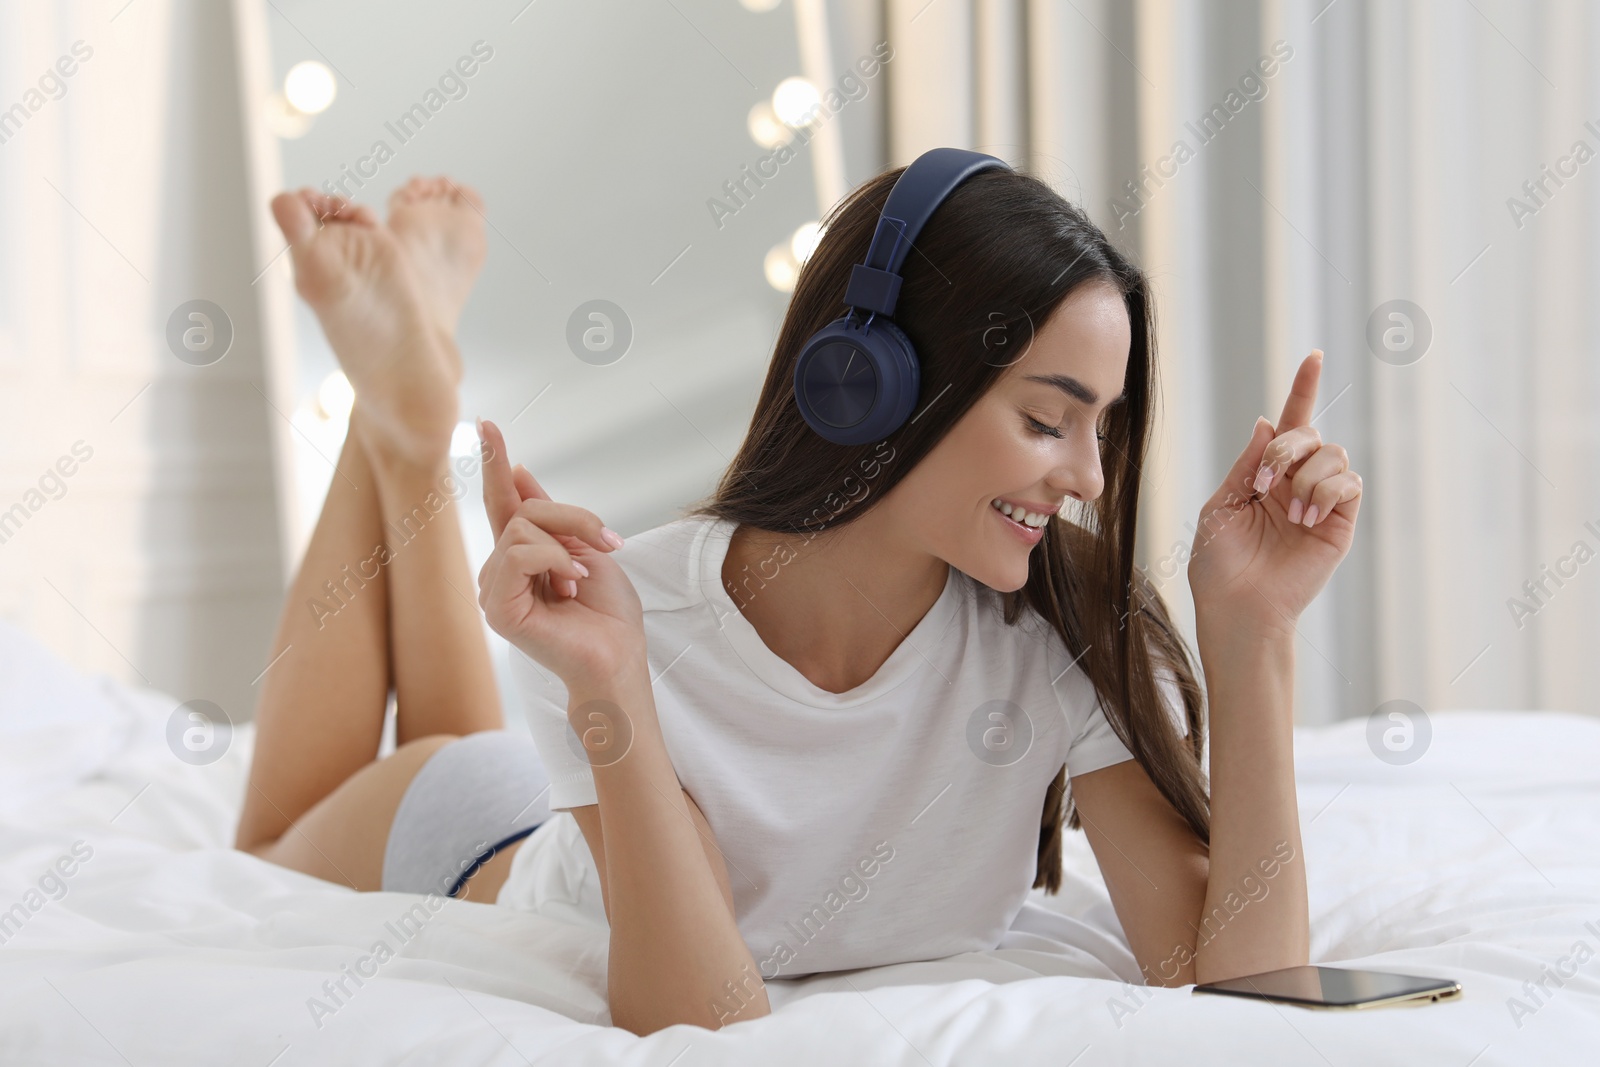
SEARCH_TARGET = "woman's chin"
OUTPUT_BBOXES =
[973,559,1031,594]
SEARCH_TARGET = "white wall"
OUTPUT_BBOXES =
[0,1,292,723]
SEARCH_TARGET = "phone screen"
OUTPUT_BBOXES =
[1194,965,1460,1008]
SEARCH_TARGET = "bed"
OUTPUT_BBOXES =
[1,619,1595,1065]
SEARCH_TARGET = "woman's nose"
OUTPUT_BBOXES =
[1052,444,1104,504]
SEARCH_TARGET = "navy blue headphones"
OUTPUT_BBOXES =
[793,146,1013,446]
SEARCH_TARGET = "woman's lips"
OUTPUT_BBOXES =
[993,505,1044,544]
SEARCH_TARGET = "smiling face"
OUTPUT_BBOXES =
[887,279,1132,592]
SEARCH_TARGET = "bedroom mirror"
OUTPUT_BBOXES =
[263,0,879,721]
[267,0,840,546]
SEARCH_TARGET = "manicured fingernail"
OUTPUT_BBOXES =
[1253,465,1273,495]
[602,527,625,550]
[1287,497,1303,524]
[475,416,484,440]
[573,561,590,577]
[1303,504,1319,526]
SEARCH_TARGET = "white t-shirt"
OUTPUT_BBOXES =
[496,513,1186,980]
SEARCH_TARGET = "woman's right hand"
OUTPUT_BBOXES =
[476,418,645,687]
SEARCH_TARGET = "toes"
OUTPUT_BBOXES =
[448,180,484,211]
[406,177,439,200]
[270,190,319,246]
[388,178,424,215]
[388,176,448,216]
[304,191,342,219]
[303,191,377,227]
[426,175,482,210]
[324,194,377,226]
[386,175,482,212]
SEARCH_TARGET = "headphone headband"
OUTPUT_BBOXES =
[842,147,1012,319]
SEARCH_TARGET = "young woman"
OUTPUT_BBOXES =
[237,159,1362,1038]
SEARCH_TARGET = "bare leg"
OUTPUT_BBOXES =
[234,420,393,856]
[367,418,503,748]
[374,176,498,748]
[235,181,508,890]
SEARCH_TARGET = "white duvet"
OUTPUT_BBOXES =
[0,619,1596,1065]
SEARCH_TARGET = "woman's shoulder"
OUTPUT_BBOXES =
[985,587,1190,740]
[608,512,724,616]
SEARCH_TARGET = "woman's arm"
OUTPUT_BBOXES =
[567,788,737,922]
[1067,620,1306,988]
[472,419,768,1034]
[1189,610,1307,985]
[568,662,772,1035]
[1068,758,1210,988]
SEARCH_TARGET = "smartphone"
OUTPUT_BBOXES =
[1193,965,1462,1010]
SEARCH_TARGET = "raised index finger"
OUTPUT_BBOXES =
[479,418,521,540]
[1275,349,1324,433]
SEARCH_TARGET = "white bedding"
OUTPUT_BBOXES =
[1,619,1596,1065]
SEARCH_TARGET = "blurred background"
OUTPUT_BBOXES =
[0,0,1594,734]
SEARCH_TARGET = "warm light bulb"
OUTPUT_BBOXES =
[738,0,782,11]
[316,370,355,422]
[264,91,312,139]
[284,60,337,115]
[747,100,791,149]
[790,221,823,263]
[450,421,479,457]
[764,242,799,292]
[772,77,821,128]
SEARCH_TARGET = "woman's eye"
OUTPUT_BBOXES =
[1027,415,1109,442]
[1026,417,1065,439]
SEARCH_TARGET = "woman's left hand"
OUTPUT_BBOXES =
[1186,350,1363,634]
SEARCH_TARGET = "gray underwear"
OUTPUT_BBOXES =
[381,729,552,899]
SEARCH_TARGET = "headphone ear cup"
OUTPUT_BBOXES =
[867,318,920,429]
[793,316,922,445]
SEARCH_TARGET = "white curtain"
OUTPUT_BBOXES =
[0,0,294,720]
[833,0,1600,725]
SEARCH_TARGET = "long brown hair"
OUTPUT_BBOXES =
[684,163,1209,893]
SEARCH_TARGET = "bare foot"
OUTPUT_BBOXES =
[385,176,488,352]
[270,189,458,466]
